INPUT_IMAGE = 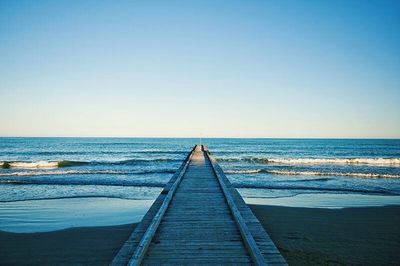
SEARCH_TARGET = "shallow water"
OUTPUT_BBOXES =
[245,193,400,209]
[0,198,153,233]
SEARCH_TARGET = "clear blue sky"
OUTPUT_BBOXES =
[1,0,399,138]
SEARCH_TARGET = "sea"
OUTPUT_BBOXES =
[1,138,400,232]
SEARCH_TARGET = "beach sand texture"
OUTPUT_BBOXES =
[250,205,400,265]
[1,205,399,265]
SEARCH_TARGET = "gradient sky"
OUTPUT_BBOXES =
[1,0,399,138]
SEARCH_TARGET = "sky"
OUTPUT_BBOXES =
[0,0,399,138]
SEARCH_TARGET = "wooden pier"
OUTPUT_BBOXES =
[112,145,287,265]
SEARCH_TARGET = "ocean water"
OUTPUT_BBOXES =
[1,137,400,201]
[1,138,400,232]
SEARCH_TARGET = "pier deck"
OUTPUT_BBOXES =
[112,145,286,265]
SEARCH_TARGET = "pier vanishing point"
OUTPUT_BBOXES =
[112,145,287,265]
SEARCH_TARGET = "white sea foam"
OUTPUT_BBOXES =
[224,168,400,178]
[266,158,400,165]
[8,161,59,169]
[267,170,400,179]
[0,160,88,169]
[225,169,263,174]
[219,157,400,166]
[0,170,117,177]
[0,168,174,177]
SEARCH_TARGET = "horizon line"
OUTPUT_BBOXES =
[0,136,399,140]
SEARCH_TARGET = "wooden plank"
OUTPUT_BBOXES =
[204,149,267,266]
[126,146,199,266]
[111,146,197,266]
[204,146,287,265]
[141,145,250,265]
[112,144,287,266]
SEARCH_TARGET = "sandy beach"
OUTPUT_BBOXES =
[1,204,399,265]
[0,224,136,265]
[250,205,400,265]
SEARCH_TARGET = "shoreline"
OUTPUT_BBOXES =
[1,204,399,265]
[2,193,400,233]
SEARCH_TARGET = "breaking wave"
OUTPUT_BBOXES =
[0,158,181,169]
[218,157,400,166]
[232,183,398,195]
[0,161,88,169]
[225,169,400,178]
[0,169,175,177]
[110,158,181,165]
[0,179,166,187]
[225,169,264,174]
[267,170,400,179]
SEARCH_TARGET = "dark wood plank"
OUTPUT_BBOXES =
[111,145,287,266]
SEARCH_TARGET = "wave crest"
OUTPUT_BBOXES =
[224,168,400,178]
[110,158,180,165]
[0,179,166,187]
[225,169,263,174]
[0,161,87,169]
[0,169,175,177]
[218,157,400,166]
[233,183,397,195]
[267,170,400,179]
[0,158,181,170]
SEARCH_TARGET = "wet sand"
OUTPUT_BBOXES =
[1,205,400,265]
[0,224,136,265]
[250,205,400,265]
